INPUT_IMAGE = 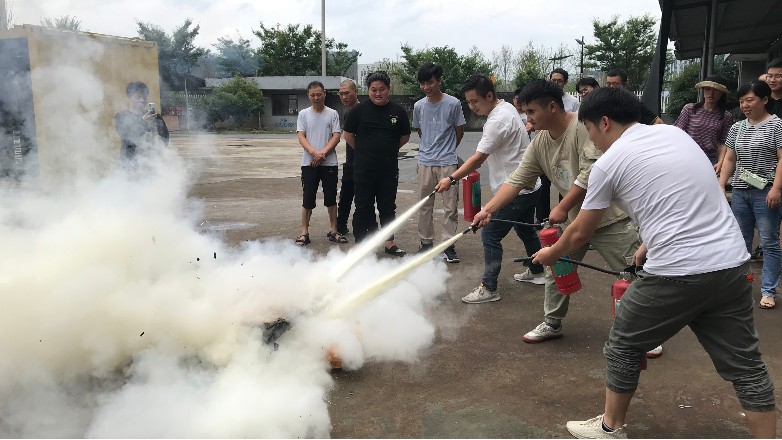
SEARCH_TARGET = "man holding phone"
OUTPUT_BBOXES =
[115,81,169,164]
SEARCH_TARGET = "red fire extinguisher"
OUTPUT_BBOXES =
[538,226,582,294]
[462,171,481,221]
[612,276,647,370]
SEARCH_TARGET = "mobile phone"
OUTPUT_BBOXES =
[147,103,156,114]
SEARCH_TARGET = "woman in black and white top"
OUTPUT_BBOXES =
[720,80,782,310]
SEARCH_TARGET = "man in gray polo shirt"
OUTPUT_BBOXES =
[413,62,466,263]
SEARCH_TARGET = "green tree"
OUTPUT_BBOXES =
[585,14,657,90]
[41,15,84,31]
[213,34,262,77]
[207,76,264,127]
[137,19,208,88]
[397,44,494,99]
[666,62,701,118]
[512,41,551,90]
[254,23,359,76]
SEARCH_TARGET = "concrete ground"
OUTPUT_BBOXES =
[176,132,781,439]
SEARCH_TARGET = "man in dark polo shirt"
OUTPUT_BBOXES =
[343,71,411,256]
[336,79,360,237]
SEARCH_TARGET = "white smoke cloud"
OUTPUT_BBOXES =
[0,29,451,438]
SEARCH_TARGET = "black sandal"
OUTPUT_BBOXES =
[295,234,310,246]
[327,231,348,243]
[384,245,406,257]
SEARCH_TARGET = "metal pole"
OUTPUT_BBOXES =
[641,0,673,115]
[705,0,718,76]
[184,74,190,131]
[321,0,326,77]
[580,36,584,76]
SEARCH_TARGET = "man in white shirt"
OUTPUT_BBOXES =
[550,68,580,113]
[295,81,343,246]
[436,74,545,304]
[531,87,775,439]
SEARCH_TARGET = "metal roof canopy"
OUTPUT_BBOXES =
[667,0,782,60]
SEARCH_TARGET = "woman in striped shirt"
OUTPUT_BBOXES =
[720,80,782,310]
[674,74,734,174]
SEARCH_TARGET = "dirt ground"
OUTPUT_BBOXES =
[176,132,781,439]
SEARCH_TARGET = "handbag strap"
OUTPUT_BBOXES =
[736,120,776,179]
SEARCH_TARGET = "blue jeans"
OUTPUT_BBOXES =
[481,190,543,291]
[731,188,782,298]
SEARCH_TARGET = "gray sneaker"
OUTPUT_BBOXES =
[523,321,563,343]
[461,284,500,304]
[566,414,627,439]
[513,268,545,285]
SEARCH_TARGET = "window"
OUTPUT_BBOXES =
[272,94,298,116]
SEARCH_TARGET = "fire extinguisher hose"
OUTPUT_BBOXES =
[489,218,546,229]
[513,256,636,277]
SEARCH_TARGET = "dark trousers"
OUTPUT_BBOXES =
[336,164,354,232]
[481,190,544,291]
[353,172,399,243]
[536,175,552,223]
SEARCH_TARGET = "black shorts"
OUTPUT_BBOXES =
[301,165,338,209]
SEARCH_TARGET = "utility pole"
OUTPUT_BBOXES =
[321,0,326,77]
[575,37,585,77]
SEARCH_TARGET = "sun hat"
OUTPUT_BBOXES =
[695,74,730,94]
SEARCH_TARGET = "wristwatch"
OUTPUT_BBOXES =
[449,175,458,185]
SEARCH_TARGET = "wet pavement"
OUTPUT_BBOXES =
[177,132,781,439]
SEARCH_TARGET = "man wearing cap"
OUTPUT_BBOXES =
[674,75,734,174]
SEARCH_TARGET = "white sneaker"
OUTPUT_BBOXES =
[566,414,627,439]
[513,268,545,285]
[522,321,563,343]
[461,284,500,304]
[646,345,663,359]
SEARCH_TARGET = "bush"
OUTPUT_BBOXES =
[207,76,264,127]
[667,63,700,118]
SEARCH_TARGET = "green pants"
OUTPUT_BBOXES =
[543,217,640,326]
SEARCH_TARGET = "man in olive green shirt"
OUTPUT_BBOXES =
[471,80,646,350]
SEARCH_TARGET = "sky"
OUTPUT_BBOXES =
[18,0,663,65]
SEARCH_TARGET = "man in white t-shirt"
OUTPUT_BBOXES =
[550,68,580,113]
[295,81,343,246]
[413,62,466,263]
[436,74,545,304]
[531,87,775,439]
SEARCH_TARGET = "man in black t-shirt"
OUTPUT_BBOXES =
[605,68,663,125]
[343,71,411,256]
[336,79,359,236]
